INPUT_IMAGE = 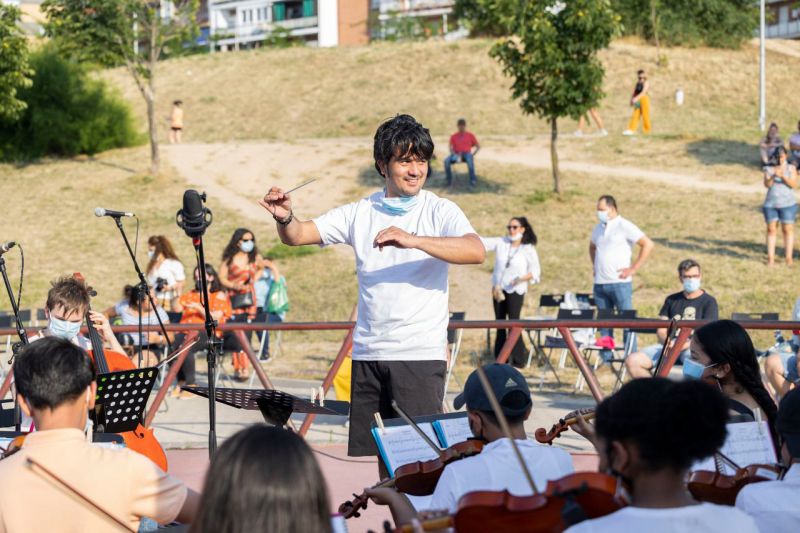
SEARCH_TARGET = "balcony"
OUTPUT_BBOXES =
[371,0,455,15]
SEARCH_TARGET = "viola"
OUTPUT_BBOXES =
[393,472,628,532]
[535,408,596,445]
[687,463,785,506]
[75,273,168,472]
[339,438,485,519]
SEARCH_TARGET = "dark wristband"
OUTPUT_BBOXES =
[274,210,293,226]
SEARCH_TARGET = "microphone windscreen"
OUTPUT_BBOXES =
[182,190,204,219]
[94,207,106,217]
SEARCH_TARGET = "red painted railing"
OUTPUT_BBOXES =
[1,319,796,437]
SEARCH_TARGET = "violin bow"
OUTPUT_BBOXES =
[391,400,443,457]
[27,457,136,532]
[474,365,538,495]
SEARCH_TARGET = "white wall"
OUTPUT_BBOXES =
[317,0,338,47]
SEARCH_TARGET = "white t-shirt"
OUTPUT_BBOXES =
[313,190,476,361]
[565,502,759,533]
[590,216,645,285]
[735,463,800,533]
[147,258,186,302]
[426,438,574,513]
[482,237,540,295]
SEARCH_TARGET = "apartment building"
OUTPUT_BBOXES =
[767,0,800,39]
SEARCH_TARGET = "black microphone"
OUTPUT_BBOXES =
[95,207,135,218]
[176,190,212,238]
[0,241,15,255]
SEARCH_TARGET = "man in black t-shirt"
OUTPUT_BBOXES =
[625,259,719,378]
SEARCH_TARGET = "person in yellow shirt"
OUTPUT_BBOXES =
[0,337,199,532]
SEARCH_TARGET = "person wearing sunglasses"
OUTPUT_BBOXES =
[623,69,651,136]
[482,217,540,367]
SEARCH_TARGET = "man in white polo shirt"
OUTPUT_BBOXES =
[259,114,485,461]
[589,195,653,351]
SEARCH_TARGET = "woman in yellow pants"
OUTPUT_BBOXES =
[624,69,651,135]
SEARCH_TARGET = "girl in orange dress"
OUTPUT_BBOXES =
[219,228,264,380]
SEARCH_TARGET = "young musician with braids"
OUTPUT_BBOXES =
[0,338,198,531]
[568,378,758,533]
[683,320,778,435]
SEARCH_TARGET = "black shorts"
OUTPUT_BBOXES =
[348,359,446,456]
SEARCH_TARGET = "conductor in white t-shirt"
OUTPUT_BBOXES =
[259,114,485,461]
[589,195,653,349]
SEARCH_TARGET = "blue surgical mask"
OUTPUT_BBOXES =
[597,210,609,224]
[49,315,82,340]
[147,250,155,259]
[683,278,701,293]
[239,241,255,253]
[381,190,419,215]
[682,358,717,380]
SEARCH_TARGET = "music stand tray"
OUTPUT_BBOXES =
[91,367,159,433]
[181,387,350,427]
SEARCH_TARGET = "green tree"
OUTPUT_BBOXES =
[42,0,199,174]
[0,5,33,122]
[490,0,619,193]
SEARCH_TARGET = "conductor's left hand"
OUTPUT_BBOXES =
[373,227,418,251]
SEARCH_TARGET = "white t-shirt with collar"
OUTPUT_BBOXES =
[426,437,574,513]
[313,189,476,361]
[565,502,759,533]
[591,216,645,285]
[482,237,541,294]
[735,462,800,532]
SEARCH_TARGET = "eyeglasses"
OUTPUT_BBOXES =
[507,225,521,230]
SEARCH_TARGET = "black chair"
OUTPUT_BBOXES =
[523,294,565,370]
[16,310,31,326]
[576,293,596,307]
[731,312,779,321]
[35,308,47,325]
[445,311,466,402]
[166,311,183,324]
[591,309,639,392]
[538,308,597,387]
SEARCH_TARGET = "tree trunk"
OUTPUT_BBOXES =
[147,16,159,175]
[550,117,561,194]
[651,0,660,60]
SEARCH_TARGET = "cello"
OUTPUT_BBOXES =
[75,273,168,471]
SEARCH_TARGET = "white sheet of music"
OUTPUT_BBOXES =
[433,417,473,448]
[693,421,778,476]
[372,423,441,475]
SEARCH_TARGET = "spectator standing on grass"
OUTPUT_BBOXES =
[146,235,186,308]
[482,216,541,368]
[622,70,651,136]
[589,195,654,351]
[625,259,718,379]
[169,100,183,144]
[761,122,783,167]
[219,228,264,381]
[253,256,287,361]
[788,120,800,169]
[444,118,480,187]
[575,109,608,137]
[762,146,798,266]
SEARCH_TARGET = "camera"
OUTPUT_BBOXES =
[155,277,168,292]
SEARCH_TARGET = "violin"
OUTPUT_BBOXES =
[75,273,168,471]
[339,438,485,519]
[535,408,596,445]
[687,452,785,506]
[392,472,628,532]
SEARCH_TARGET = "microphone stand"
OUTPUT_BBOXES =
[109,216,172,359]
[0,254,27,431]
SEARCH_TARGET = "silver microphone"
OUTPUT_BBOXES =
[0,241,15,256]
[95,207,135,218]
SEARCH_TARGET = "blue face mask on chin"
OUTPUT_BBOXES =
[683,358,717,380]
[381,190,419,215]
[49,315,82,340]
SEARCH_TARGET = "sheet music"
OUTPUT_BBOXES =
[0,437,124,453]
[371,423,441,476]
[433,417,473,448]
[693,421,778,475]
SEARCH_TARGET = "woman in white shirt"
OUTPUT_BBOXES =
[482,216,541,367]
[567,378,759,533]
[146,235,186,307]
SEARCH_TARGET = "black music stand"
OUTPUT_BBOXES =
[0,400,16,428]
[181,387,350,427]
[91,367,158,433]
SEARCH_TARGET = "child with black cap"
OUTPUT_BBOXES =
[736,387,800,532]
[365,364,574,525]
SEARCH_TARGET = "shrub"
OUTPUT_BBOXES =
[0,46,140,161]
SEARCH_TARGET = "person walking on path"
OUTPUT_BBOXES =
[169,100,184,144]
[575,109,608,137]
[762,146,798,266]
[623,70,651,136]
[444,118,480,187]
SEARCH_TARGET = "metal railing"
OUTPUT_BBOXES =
[1,319,796,438]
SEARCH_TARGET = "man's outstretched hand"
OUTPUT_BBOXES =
[373,227,418,251]
[259,187,292,220]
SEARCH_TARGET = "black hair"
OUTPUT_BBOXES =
[373,114,434,178]
[637,69,645,76]
[677,258,700,276]
[222,228,259,266]
[598,195,617,210]
[511,216,538,246]
[14,337,95,410]
[693,320,778,439]
[457,118,466,126]
[595,378,728,471]
[775,146,787,158]
[190,425,332,533]
[194,263,222,293]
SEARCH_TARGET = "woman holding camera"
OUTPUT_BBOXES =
[146,235,186,307]
[763,146,798,266]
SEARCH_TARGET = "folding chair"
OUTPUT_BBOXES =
[524,294,565,369]
[444,311,466,397]
[166,311,183,324]
[731,312,780,357]
[540,308,595,390]
[16,310,31,328]
[0,315,13,362]
[35,308,47,327]
[578,309,637,393]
